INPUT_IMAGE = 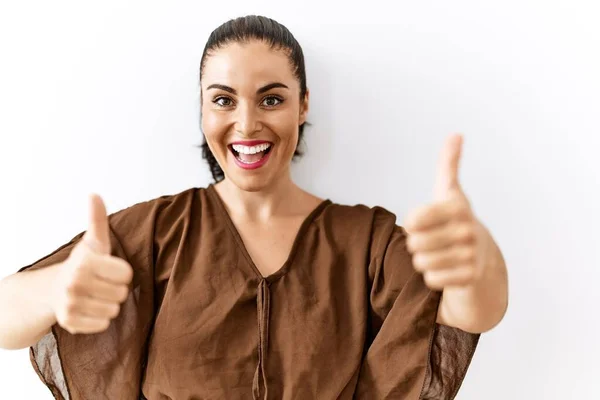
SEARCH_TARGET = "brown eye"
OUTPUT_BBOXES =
[261,96,283,108]
[213,96,233,107]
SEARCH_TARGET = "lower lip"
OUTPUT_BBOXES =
[231,148,272,170]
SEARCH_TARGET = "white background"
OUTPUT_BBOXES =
[1,1,599,398]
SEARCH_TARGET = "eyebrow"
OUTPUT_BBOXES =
[206,82,289,95]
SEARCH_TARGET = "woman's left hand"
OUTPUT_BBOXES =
[403,134,495,291]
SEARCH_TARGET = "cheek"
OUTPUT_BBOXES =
[270,107,300,141]
[201,111,226,143]
[270,116,299,158]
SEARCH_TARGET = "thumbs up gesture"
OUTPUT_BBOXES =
[404,134,493,291]
[50,194,133,335]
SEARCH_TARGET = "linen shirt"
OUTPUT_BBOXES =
[18,185,479,399]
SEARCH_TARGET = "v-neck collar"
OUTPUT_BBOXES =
[206,184,332,283]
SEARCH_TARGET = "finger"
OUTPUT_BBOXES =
[62,315,111,335]
[66,296,121,319]
[423,266,476,290]
[406,222,476,253]
[404,198,470,232]
[434,133,463,201]
[65,270,129,304]
[89,255,133,286]
[412,245,476,272]
[88,277,130,303]
[82,193,111,255]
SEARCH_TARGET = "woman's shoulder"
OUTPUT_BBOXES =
[321,199,400,228]
[107,186,208,238]
[316,200,405,251]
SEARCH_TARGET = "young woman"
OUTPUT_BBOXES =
[0,15,508,400]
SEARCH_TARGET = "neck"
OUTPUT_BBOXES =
[214,174,305,222]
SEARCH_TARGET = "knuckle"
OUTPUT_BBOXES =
[459,266,474,279]
[70,269,88,287]
[65,299,79,314]
[467,268,477,280]
[459,271,474,285]
[65,281,79,296]
[412,254,425,270]
[465,225,476,241]
[110,304,121,318]
[65,280,80,296]
[454,199,470,216]
[76,250,93,269]
[62,314,76,328]
[423,273,431,285]
[55,314,66,327]
[122,263,134,283]
[406,236,416,252]
[460,247,475,262]
[424,272,439,289]
[468,249,477,263]
[66,279,87,297]
[458,224,475,241]
[118,286,129,302]
[99,319,111,331]
[458,206,471,219]
[442,251,455,265]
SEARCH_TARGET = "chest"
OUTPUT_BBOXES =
[232,217,305,277]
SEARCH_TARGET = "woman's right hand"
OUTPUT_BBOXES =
[50,194,133,335]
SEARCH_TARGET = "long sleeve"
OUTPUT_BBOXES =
[355,207,480,400]
[16,199,160,400]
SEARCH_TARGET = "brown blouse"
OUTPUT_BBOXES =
[18,185,479,399]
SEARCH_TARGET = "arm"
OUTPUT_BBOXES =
[405,133,509,334]
[358,206,481,398]
[0,195,131,350]
[0,264,60,350]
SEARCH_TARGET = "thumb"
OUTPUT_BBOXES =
[82,193,111,254]
[434,133,463,201]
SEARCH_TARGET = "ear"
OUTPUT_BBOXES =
[299,89,310,125]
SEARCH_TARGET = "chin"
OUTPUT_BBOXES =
[226,174,269,192]
[223,163,293,193]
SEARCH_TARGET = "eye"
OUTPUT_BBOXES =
[213,96,234,107]
[261,95,283,108]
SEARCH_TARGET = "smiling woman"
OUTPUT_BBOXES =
[3,15,494,400]
[200,38,309,193]
[198,20,309,188]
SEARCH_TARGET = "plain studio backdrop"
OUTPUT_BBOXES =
[1,1,598,398]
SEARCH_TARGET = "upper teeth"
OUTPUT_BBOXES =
[232,143,271,154]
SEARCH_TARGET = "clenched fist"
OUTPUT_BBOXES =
[404,134,491,291]
[49,194,133,335]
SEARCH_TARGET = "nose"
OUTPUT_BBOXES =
[234,103,263,137]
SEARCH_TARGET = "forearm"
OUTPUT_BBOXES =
[439,234,509,334]
[0,264,60,350]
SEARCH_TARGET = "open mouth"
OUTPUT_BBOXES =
[229,142,273,169]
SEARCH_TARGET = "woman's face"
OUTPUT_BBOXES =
[201,40,308,192]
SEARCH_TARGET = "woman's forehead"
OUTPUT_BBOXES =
[202,41,297,89]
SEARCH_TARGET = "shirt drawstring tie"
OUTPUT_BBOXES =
[252,279,271,400]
